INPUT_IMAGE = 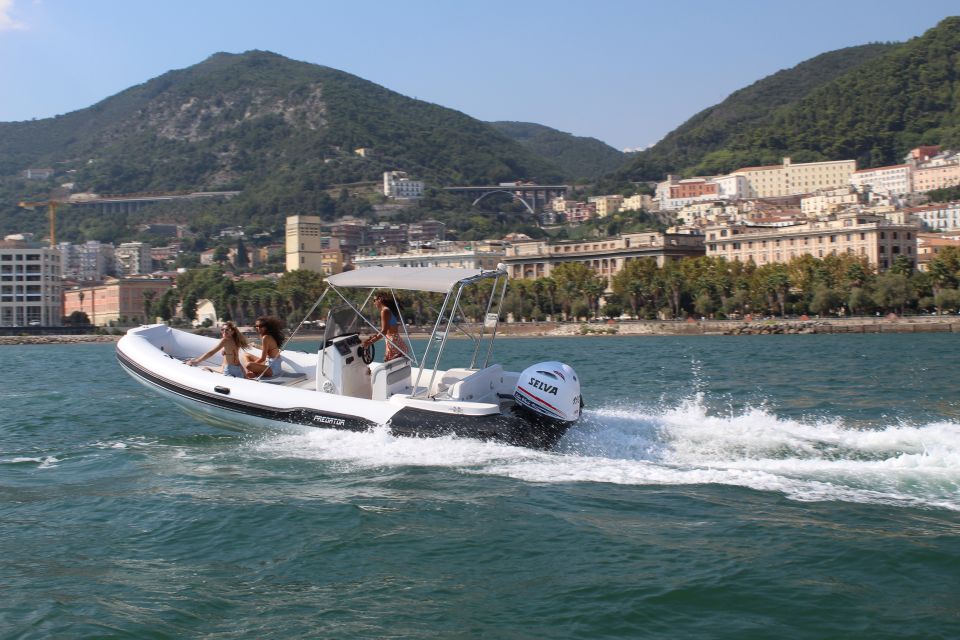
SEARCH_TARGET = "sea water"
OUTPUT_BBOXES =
[1,334,959,638]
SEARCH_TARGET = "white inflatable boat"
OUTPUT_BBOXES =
[116,266,582,449]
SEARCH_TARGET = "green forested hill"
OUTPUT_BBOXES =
[699,17,960,174]
[490,121,624,180]
[0,51,563,196]
[608,41,898,185]
[612,17,960,185]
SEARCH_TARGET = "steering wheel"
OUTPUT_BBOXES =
[359,342,375,364]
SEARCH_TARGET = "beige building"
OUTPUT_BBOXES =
[704,212,919,271]
[63,277,173,326]
[588,195,624,218]
[621,194,654,211]
[800,187,862,217]
[286,215,323,272]
[503,232,704,284]
[732,157,857,199]
[917,232,960,272]
[912,161,960,193]
[0,240,63,327]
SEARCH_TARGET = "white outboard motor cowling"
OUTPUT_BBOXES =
[514,361,581,422]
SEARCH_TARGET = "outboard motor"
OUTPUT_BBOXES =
[514,361,581,422]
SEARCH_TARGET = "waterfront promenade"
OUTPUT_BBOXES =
[2,316,959,345]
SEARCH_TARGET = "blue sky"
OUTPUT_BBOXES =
[0,1,957,150]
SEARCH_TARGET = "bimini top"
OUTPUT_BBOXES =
[327,266,501,294]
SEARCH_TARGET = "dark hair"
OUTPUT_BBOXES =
[375,293,401,318]
[255,316,285,348]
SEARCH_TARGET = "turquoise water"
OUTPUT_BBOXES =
[2,334,960,638]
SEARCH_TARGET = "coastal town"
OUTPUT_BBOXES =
[3,145,960,332]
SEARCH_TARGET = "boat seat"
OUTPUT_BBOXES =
[258,357,308,385]
[260,370,307,385]
[370,358,412,400]
[432,368,474,396]
[446,364,504,402]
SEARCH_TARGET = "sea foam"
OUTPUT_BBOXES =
[246,397,960,511]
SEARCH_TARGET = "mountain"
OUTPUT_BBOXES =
[0,51,565,193]
[489,121,624,180]
[614,17,960,185]
[609,41,899,184]
[698,17,960,174]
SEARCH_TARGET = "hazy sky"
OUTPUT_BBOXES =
[0,1,957,150]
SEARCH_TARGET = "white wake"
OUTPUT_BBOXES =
[231,396,960,511]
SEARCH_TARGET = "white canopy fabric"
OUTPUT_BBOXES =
[326,266,496,293]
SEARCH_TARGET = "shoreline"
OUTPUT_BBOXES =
[3,315,959,345]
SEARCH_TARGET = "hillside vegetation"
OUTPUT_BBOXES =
[490,121,625,180]
[0,51,566,237]
[611,17,960,185]
[608,42,898,185]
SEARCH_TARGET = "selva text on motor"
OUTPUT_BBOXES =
[528,377,558,395]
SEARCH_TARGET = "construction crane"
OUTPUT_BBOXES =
[18,199,66,247]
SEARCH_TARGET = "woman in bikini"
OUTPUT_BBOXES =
[187,321,249,377]
[242,316,284,378]
[362,293,409,362]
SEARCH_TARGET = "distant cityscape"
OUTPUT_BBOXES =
[3,144,960,329]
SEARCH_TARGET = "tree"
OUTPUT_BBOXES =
[872,272,912,315]
[847,287,871,316]
[809,284,842,316]
[927,246,960,296]
[213,245,230,265]
[611,257,659,318]
[142,290,157,323]
[276,269,326,321]
[890,255,914,276]
[66,310,90,325]
[235,237,249,270]
[934,288,960,314]
[753,263,790,317]
[551,262,604,320]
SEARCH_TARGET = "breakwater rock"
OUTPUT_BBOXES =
[726,321,823,335]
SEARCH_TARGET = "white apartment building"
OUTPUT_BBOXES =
[383,171,424,199]
[849,164,912,196]
[713,174,749,200]
[0,240,63,326]
[114,242,153,276]
[353,241,505,271]
[59,241,115,281]
[908,202,960,232]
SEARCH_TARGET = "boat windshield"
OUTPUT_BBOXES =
[322,305,362,346]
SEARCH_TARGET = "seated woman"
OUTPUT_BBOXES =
[187,321,248,377]
[242,316,284,378]
[362,293,409,362]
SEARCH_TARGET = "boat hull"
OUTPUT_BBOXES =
[117,345,571,449]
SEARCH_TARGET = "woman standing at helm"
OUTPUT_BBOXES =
[363,293,408,362]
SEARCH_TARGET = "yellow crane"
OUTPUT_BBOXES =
[17,199,66,247]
